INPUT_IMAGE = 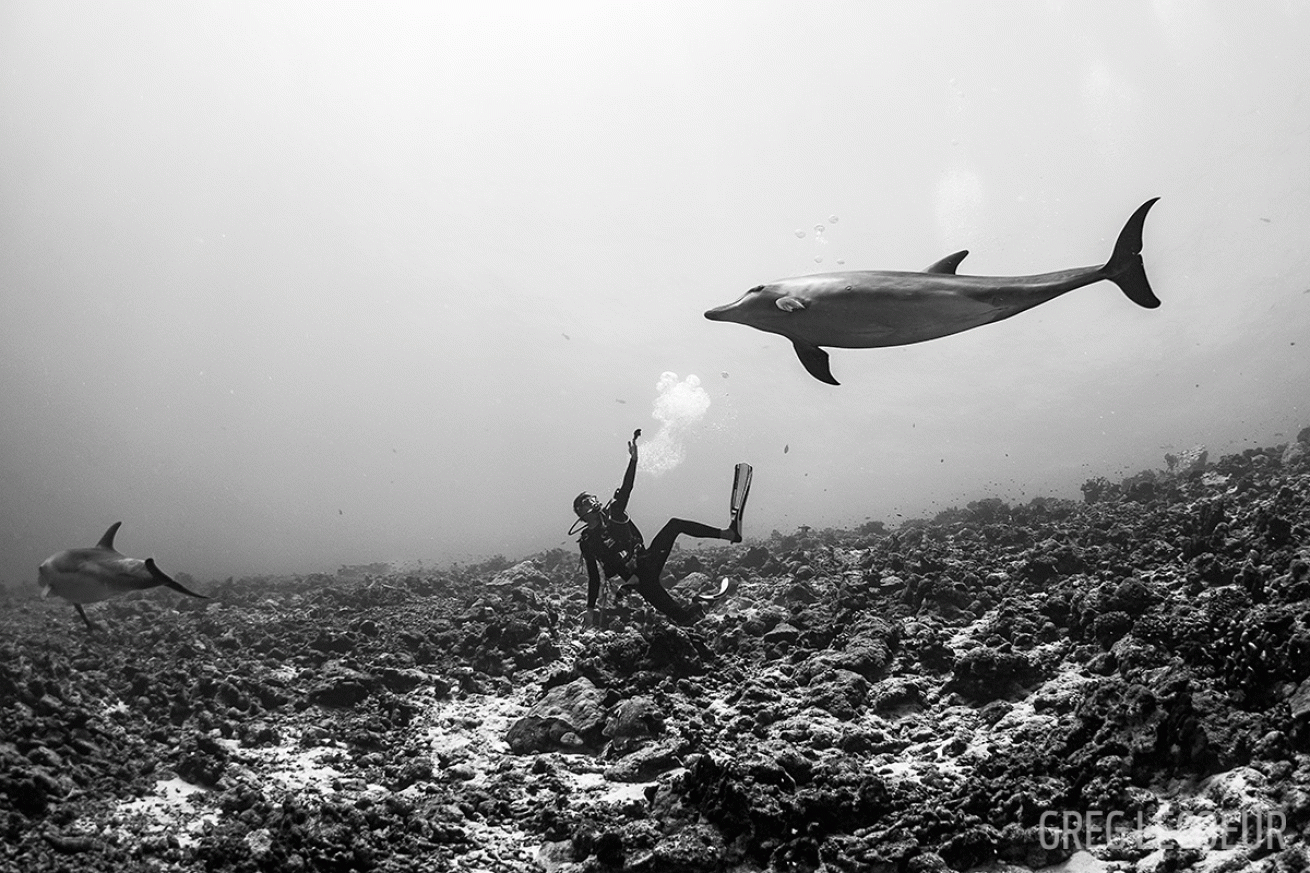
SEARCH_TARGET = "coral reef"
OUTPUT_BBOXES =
[2,429,1310,871]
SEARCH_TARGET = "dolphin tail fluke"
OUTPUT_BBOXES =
[1103,198,1160,309]
[145,558,209,599]
[792,340,839,385]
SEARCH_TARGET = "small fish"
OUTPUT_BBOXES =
[784,444,790,454]
[38,522,207,631]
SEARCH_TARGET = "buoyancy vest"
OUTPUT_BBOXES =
[582,503,645,576]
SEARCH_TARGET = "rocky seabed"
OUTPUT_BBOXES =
[4,431,1310,872]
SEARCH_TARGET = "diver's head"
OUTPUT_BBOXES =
[573,492,603,527]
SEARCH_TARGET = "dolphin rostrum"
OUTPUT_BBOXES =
[704,199,1160,384]
[38,522,207,630]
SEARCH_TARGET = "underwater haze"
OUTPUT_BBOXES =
[2,1,1308,587]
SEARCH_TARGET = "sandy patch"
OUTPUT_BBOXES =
[112,776,217,848]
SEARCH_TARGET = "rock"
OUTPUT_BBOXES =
[392,758,434,790]
[666,553,705,581]
[742,607,788,637]
[604,741,682,782]
[42,831,98,854]
[1164,445,1209,473]
[673,571,712,593]
[174,732,229,787]
[947,647,1045,701]
[641,624,710,676]
[377,666,444,694]
[488,559,551,589]
[627,823,725,873]
[784,581,820,603]
[308,677,371,708]
[764,622,801,646]
[240,720,281,747]
[604,696,664,753]
[506,677,607,754]
[801,668,870,719]
[871,676,927,713]
[1289,678,1310,721]
[739,546,772,570]
[537,839,577,873]
[244,828,273,859]
[309,631,357,654]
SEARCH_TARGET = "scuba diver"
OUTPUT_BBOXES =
[572,429,752,627]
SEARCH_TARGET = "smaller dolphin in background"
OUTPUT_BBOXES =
[705,199,1160,384]
[39,522,207,631]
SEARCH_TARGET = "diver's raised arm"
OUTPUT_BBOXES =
[612,428,640,515]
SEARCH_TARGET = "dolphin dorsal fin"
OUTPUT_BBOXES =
[924,250,969,274]
[96,521,123,551]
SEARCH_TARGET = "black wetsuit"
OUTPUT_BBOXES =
[579,452,721,625]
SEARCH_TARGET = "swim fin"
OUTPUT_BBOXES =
[696,576,733,603]
[731,462,753,524]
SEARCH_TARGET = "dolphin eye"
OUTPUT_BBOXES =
[746,285,765,294]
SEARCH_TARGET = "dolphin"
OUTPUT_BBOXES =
[704,199,1160,384]
[38,522,207,630]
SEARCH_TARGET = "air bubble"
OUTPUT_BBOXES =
[814,224,825,234]
[828,215,839,224]
[814,256,823,263]
[836,258,845,265]
[794,229,806,239]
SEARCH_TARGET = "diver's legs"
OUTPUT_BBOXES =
[630,518,728,624]
[644,518,728,571]
[631,577,701,625]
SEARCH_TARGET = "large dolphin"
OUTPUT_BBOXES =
[38,521,207,630]
[705,199,1160,384]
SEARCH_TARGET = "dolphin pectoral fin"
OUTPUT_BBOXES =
[96,521,123,551]
[791,340,839,385]
[776,296,806,312]
[924,250,969,274]
[145,558,209,599]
